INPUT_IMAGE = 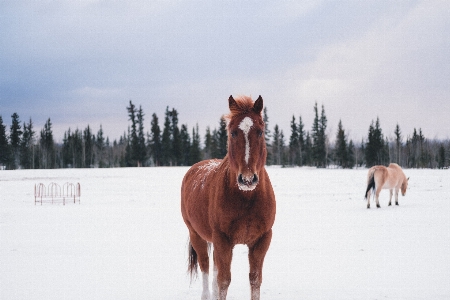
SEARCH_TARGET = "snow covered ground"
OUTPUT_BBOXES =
[1,167,449,300]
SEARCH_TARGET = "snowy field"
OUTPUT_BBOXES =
[1,166,449,300]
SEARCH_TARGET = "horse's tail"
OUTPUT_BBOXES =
[187,241,198,283]
[365,169,376,199]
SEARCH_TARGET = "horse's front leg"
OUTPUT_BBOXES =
[248,230,273,300]
[395,188,399,205]
[388,189,393,206]
[212,232,233,300]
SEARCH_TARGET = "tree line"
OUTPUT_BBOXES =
[0,101,449,170]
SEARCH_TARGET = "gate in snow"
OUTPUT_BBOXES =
[34,182,81,205]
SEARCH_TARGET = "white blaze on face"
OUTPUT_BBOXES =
[238,117,254,164]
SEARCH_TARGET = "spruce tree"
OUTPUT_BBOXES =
[126,101,140,166]
[10,113,22,169]
[438,144,446,169]
[40,118,55,169]
[84,125,94,167]
[203,126,213,159]
[272,125,281,165]
[0,116,10,168]
[304,131,312,166]
[171,108,182,166]
[289,115,299,165]
[96,125,105,167]
[190,124,202,165]
[311,103,327,167]
[137,106,146,166]
[347,140,355,168]
[180,124,191,166]
[161,107,172,166]
[298,116,305,166]
[149,113,162,166]
[20,118,35,169]
[263,107,272,165]
[216,116,228,159]
[365,117,385,167]
[335,120,348,168]
[394,123,402,165]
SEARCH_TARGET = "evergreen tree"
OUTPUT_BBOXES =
[289,115,299,165]
[304,131,313,166]
[149,113,162,166]
[365,117,386,167]
[210,128,219,159]
[394,123,402,165]
[126,101,140,166]
[203,126,213,159]
[347,140,355,168]
[438,144,446,169]
[137,106,146,166]
[84,125,94,167]
[10,113,22,169]
[161,107,172,166]
[180,124,191,166]
[280,129,287,166]
[298,116,305,166]
[171,108,182,166]
[0,116,10,168]
[263,107,272,165]
[40,118,55,169]
[96,125,106,167]
[311,103,327,167]
[272,125,281,165]
[335,120,349,168]
[20,118,35,169]
[216,116,228,159]
[190,124,202,165]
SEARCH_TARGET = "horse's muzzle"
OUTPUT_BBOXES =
[237,173,259,191]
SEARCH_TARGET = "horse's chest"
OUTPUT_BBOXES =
[221,209,268,245]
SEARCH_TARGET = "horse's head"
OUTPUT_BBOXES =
[226,95,266,191]
[401,177,409,196]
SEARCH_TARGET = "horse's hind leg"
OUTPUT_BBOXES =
[395,188,399,205]
[189,230,211,300]
[248,230,272,300]
[388,189,393,206]
[375,188,381,208]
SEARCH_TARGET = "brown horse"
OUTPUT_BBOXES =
[181,95,276,300]
[364,163,409,208]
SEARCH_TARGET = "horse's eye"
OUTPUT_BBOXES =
[257,130,263,137]
[231,131,237,138]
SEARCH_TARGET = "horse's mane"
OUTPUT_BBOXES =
[224,95,259,123]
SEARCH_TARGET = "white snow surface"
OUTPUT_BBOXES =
[1,167,449,300]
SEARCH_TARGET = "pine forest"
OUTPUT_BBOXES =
[0,101,449,170]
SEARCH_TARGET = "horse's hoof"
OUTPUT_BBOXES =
[388,203,391,206]
[395,203,399,206]
[376,204,380,208]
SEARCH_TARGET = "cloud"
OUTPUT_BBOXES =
[273,0,450,140]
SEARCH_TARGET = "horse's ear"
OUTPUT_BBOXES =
[253,95,263,114]
[229,95,238,112]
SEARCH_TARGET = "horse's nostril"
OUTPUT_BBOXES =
[252,174,258,184]
[238,174,244,185]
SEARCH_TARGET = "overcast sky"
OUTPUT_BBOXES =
[1,0,449,144]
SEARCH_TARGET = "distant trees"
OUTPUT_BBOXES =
[1,100,449,170]
[365,117,388,167]
[334,120,354,168]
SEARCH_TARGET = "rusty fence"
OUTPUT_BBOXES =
[34,182,81,205]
